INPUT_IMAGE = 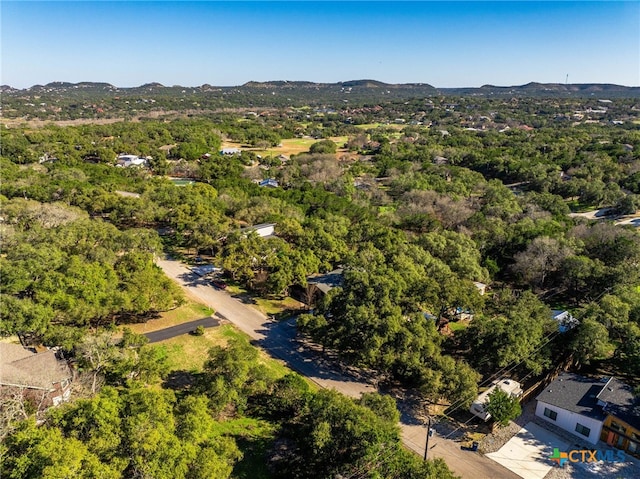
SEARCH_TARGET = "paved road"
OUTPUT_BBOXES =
[569,208,640,228]
[157,257,519,479]
[144,316,219,343]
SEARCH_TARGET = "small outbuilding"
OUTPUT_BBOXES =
[259,178,279,188]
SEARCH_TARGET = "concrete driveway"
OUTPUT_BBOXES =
[486,422,569,479]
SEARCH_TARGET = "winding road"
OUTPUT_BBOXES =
[156,257,519,479]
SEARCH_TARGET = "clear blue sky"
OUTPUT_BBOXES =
[2,1,639,88]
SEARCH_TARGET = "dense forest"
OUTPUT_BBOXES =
[1,88,640,477]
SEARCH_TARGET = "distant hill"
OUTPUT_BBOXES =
[4,80,638,98]
[440,82,640,98]
[2,79,638,121]
[0,80,640,98]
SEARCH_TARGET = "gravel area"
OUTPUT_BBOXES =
[479,400,538,454]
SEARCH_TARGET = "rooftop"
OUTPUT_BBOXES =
[307,268,344,294]
[536,373,608,422]
[597,377,640,430]
[0,343,72,390]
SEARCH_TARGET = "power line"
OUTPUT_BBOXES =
[426,328,563,431]
[434,327,562,421]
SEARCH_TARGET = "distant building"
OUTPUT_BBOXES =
[220,148,241,155]
[470,379,523,421]
[259,178,279,188]
[116,154,147,167]
[191,264,222,277]
[240,223,277,239]
[551,310,579,333]
[0,343,73,408]
[473,282,488,296]
[291,268,344,306]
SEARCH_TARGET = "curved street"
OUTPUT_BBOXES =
[156,257,519,479]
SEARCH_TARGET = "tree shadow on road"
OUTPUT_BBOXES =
[254,318,378,389]
[177,271,211,287]
[384,388,430,427]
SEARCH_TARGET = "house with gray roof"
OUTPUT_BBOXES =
[536,373,607,444]
[0,343,73,407]
[291,268,344,306]
[536,372,640,455]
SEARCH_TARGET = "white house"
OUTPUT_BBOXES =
[116,154,147,167]
[535,373,607,445]
[470,378,523,421]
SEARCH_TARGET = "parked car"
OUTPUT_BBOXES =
[211,279,227,289]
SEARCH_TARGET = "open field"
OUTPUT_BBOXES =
[226,284,305,317]
[157,320,296,378]
[354,123,407,130]
[124,299,297,378]
[221,136,349,158]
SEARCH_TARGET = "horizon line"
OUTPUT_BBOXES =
[4,79,639,90]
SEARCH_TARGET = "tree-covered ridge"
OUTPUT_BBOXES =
[2,80,639,121]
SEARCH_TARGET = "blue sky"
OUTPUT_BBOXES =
[2,1,639,88]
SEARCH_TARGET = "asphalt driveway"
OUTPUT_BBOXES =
[144,316,219,343]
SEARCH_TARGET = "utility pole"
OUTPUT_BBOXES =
[424,417,432,461]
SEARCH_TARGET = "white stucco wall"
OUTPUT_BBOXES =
[535,400,603,445]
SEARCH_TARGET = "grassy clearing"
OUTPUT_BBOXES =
[160,323,293,380]
[212,416,276,438]
[129,294,311,385]
[125,301,214,335]
[223,136,349,159]
[354,123,405,131]
[254,296,304,316]
[161,327,226,372]
[225,285,303,318]
[448,321,468,332]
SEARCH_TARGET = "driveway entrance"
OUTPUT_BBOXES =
[486,422,569,479]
